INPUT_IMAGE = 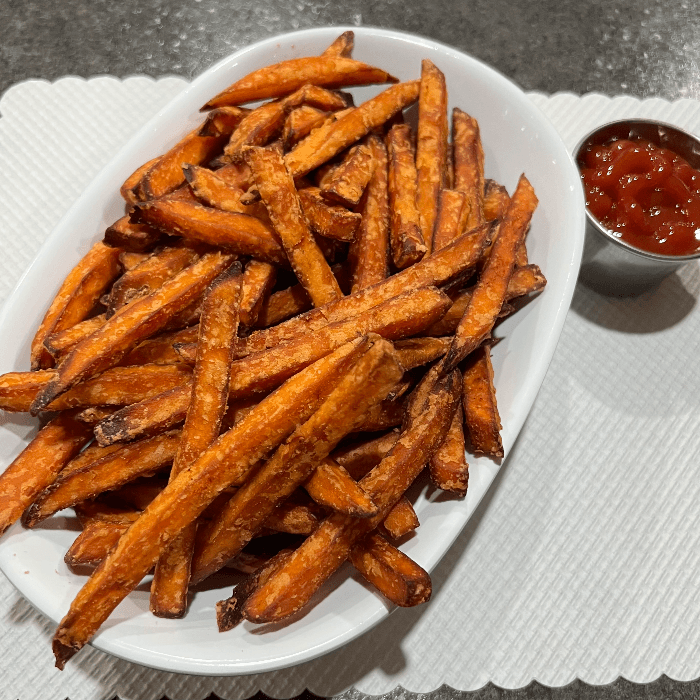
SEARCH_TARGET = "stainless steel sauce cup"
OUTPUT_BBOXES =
[575,119,700,295]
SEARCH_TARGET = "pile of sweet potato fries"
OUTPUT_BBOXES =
[0,31,545,668]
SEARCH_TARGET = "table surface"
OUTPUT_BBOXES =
[2,1,700,699]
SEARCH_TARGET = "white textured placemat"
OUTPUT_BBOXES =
[2,78,700,700]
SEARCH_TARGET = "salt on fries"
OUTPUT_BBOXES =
[0,32,547,669]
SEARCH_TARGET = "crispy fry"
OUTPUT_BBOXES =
[353,398,404,433]
[281,105,330,148]
[30,252,235,414]
[223,85,349,162]
[104,245,200,317]
[120,158,159,205]
[432,189,468,253]
[0,363,191,413]
[22,431,181,528]
[238,260,277,327]
[131,200,286,266]
[93,382,191,446]
[119,251,150,271]
[44,315,107,358]
[321,30,355,58]
[74,407,116,425]
[263,498,320,535]
[183,164,269,220]
[348,135,390,292]
[443,175,538,371]
[429,404,469,495]
[415,59,448,255]
[243,222,491,354]
[244,146,343,307]
[190,335,402,583]
[198,106,250,137]
[284,81,420,178]
[65,518,134,570]
[383,496,420,540]
[349,531,431,606]
[133,128,228,200]
[223,286,449,401]
[151,263,243,618]
[462,344,503,458]
[333,430,400,479]
[253,281,312,329]
[320,139,375,208]
[119,325,200,366]
[422,264,547,337]
[52,338,369,668]
[394,336,451,370]
[303,457,378,517]
[241,369,459,623]
[0,411,93,535]
[31,242,122,370]
[202,56,397,109]
[387,123,426,269]
[103,216,162,252]
[483,179,510,222]
[298,187,362,243]
[453,108,485,230]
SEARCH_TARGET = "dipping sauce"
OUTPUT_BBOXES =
[578,137,700,256]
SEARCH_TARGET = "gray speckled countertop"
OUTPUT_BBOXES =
[1,1,700,698]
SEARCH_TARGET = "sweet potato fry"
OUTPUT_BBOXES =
[104,245,200,317]
[452,108,485,230]
[103,216,162,252]
[243,221,491,354]
[432,189,468,253]
[298,187,361,243]
[120,158,159,205]
[132,128,228,200]
[443,175,538,371]
[238,260,277,327]
[241,369,459,623]
[198,106,250,137]
[349,531,431,606]
[22,430,181,528]
[151,263,243,618]
[422,264,547,337]
[52,338,369,668]
[223,85,349,162]
[263,499,320,535]
[244,146,343,307]
[353,398,404,433]
[303,457,378,518]
[222,285,449,401]
[45,315,107,358]
[30,252,235,414]
[202,56,397,110]
[415,59,448,255]
[383,496,420,540]
[483,179,510,222]
[65,517,134,570]
[387,123,426,269]
[190,335,402,583]
[183,165,269,220]
[429,404,469,495]
[321,30,354,58]
[333,430,400,479]
[348,135,390,292]
[31,242,123,370]
[462,344,503,458]
[119,251,150,271]
[320,138,375,208]
[74,407,116,425]
[284,80,420,178]
[119,326,200,366]
[281,105,330,148]
[0,363,191,413]
[93,382,191,446]
[0,411,93,535]
[131,200,286,266]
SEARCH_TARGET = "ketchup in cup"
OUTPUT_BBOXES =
[578,136,700,256]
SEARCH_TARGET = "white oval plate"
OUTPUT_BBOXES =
[0,27,584,675]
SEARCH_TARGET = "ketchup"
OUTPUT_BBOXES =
[578,136,700,256]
